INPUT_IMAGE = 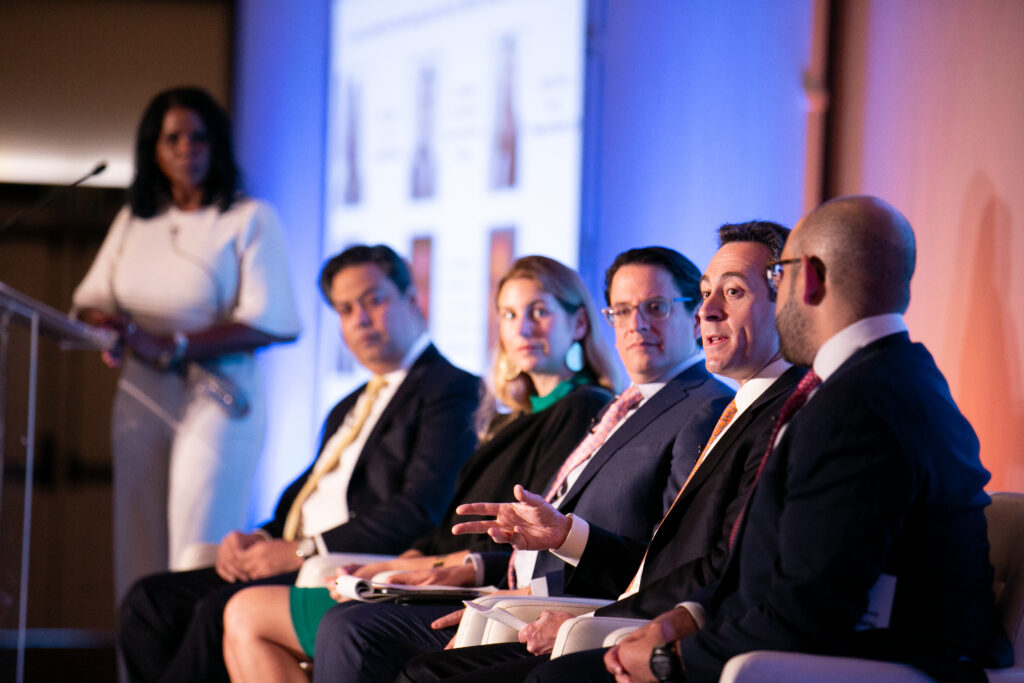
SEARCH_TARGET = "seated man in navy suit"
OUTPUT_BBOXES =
[306,246,734,683]
[579,196,1005,682]
[118,244,481,683]
[397,221,806,682]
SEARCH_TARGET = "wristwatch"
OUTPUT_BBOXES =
[650,641,686,682]
[295,537,318,559]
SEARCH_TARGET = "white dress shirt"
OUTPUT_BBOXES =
[300,333,431,548]
[681,314,909,627]
[614,355,793,600]
[515,352,706,590]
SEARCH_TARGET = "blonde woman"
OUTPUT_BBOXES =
[221,255,620,681]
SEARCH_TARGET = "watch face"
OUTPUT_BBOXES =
[650,645,681,682]
[650,652,673,679]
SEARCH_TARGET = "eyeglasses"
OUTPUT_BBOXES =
[601,296,691,327]
[765,258,802,292]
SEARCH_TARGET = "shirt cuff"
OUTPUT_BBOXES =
[677,601,707,629]
[550,514,589,567]
[463,553,486,586]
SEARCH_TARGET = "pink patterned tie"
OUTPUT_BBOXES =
[507,385,644,587]
[543,385,644,502]
[727,370,821,549]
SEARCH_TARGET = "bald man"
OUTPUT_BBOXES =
[549,196,1006,683]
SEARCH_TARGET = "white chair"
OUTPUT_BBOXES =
[176,542,221,570]
[452,595,611,649]
[501,491,1024,680]
[293,552,397,587]
[551,615,646,658]
[718,491,1024,681]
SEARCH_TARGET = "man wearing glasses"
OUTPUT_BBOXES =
[306,247,734,683]
[596,197,1005,682]
[398,223,809,682]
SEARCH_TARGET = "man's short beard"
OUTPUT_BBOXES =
[776,294,815,367]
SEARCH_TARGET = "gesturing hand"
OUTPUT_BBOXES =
[451,484,572,551]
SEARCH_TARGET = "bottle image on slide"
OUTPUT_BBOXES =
[343,80,362,205]
[410,66,438,200]
[490,36,518,190]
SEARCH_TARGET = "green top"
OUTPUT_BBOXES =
[528,371,595,413]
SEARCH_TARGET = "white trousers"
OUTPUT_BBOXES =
[111,356,265,600]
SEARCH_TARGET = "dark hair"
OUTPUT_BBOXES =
[319,244,413,304]
[718,221,790,301]
[603,246,701,313]
[718,221,789,260]
[128,87,240,218]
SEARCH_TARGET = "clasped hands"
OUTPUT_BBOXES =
[603,607,698,683]
[80,309,178,369]
[214,531,303,582]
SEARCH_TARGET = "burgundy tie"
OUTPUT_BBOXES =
[727,370,821,549]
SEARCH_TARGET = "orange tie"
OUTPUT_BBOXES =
[622,399,738,594]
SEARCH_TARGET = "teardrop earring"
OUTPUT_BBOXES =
[564,340,584,373]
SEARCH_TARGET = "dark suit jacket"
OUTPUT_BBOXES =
[410,384,613,556]
[261,344,481,554]
[582,366,805,617]
[480,363,735,589]
[681,333,1002,682]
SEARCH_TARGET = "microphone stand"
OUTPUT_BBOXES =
[0,161,108,238]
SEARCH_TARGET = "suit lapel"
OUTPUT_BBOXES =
[349,344,440,480]
[557,364,710,510]
[678,366,804,497]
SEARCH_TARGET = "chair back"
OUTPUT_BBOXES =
[986,491,1024,668]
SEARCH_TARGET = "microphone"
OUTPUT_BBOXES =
[0,161,109,236]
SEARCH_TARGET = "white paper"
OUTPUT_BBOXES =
[462,599,529,631]
[855,573,896,630]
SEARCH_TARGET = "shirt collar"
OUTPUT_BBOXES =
[813,313,907,382]
[635,350,705,401]
[381,333,431,383]
[733,356,793,413]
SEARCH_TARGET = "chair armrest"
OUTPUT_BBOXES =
[720,651,934,682]
[293,552,397,587]
[177,542,219,570]
[550,615,646,658]
[452,595,612,648]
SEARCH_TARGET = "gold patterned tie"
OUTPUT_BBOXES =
[282,375,388,541]
[622,398,738,594]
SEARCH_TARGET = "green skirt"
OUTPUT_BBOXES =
[289,586,337,657]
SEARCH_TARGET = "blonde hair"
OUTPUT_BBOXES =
[477,255,622,438]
